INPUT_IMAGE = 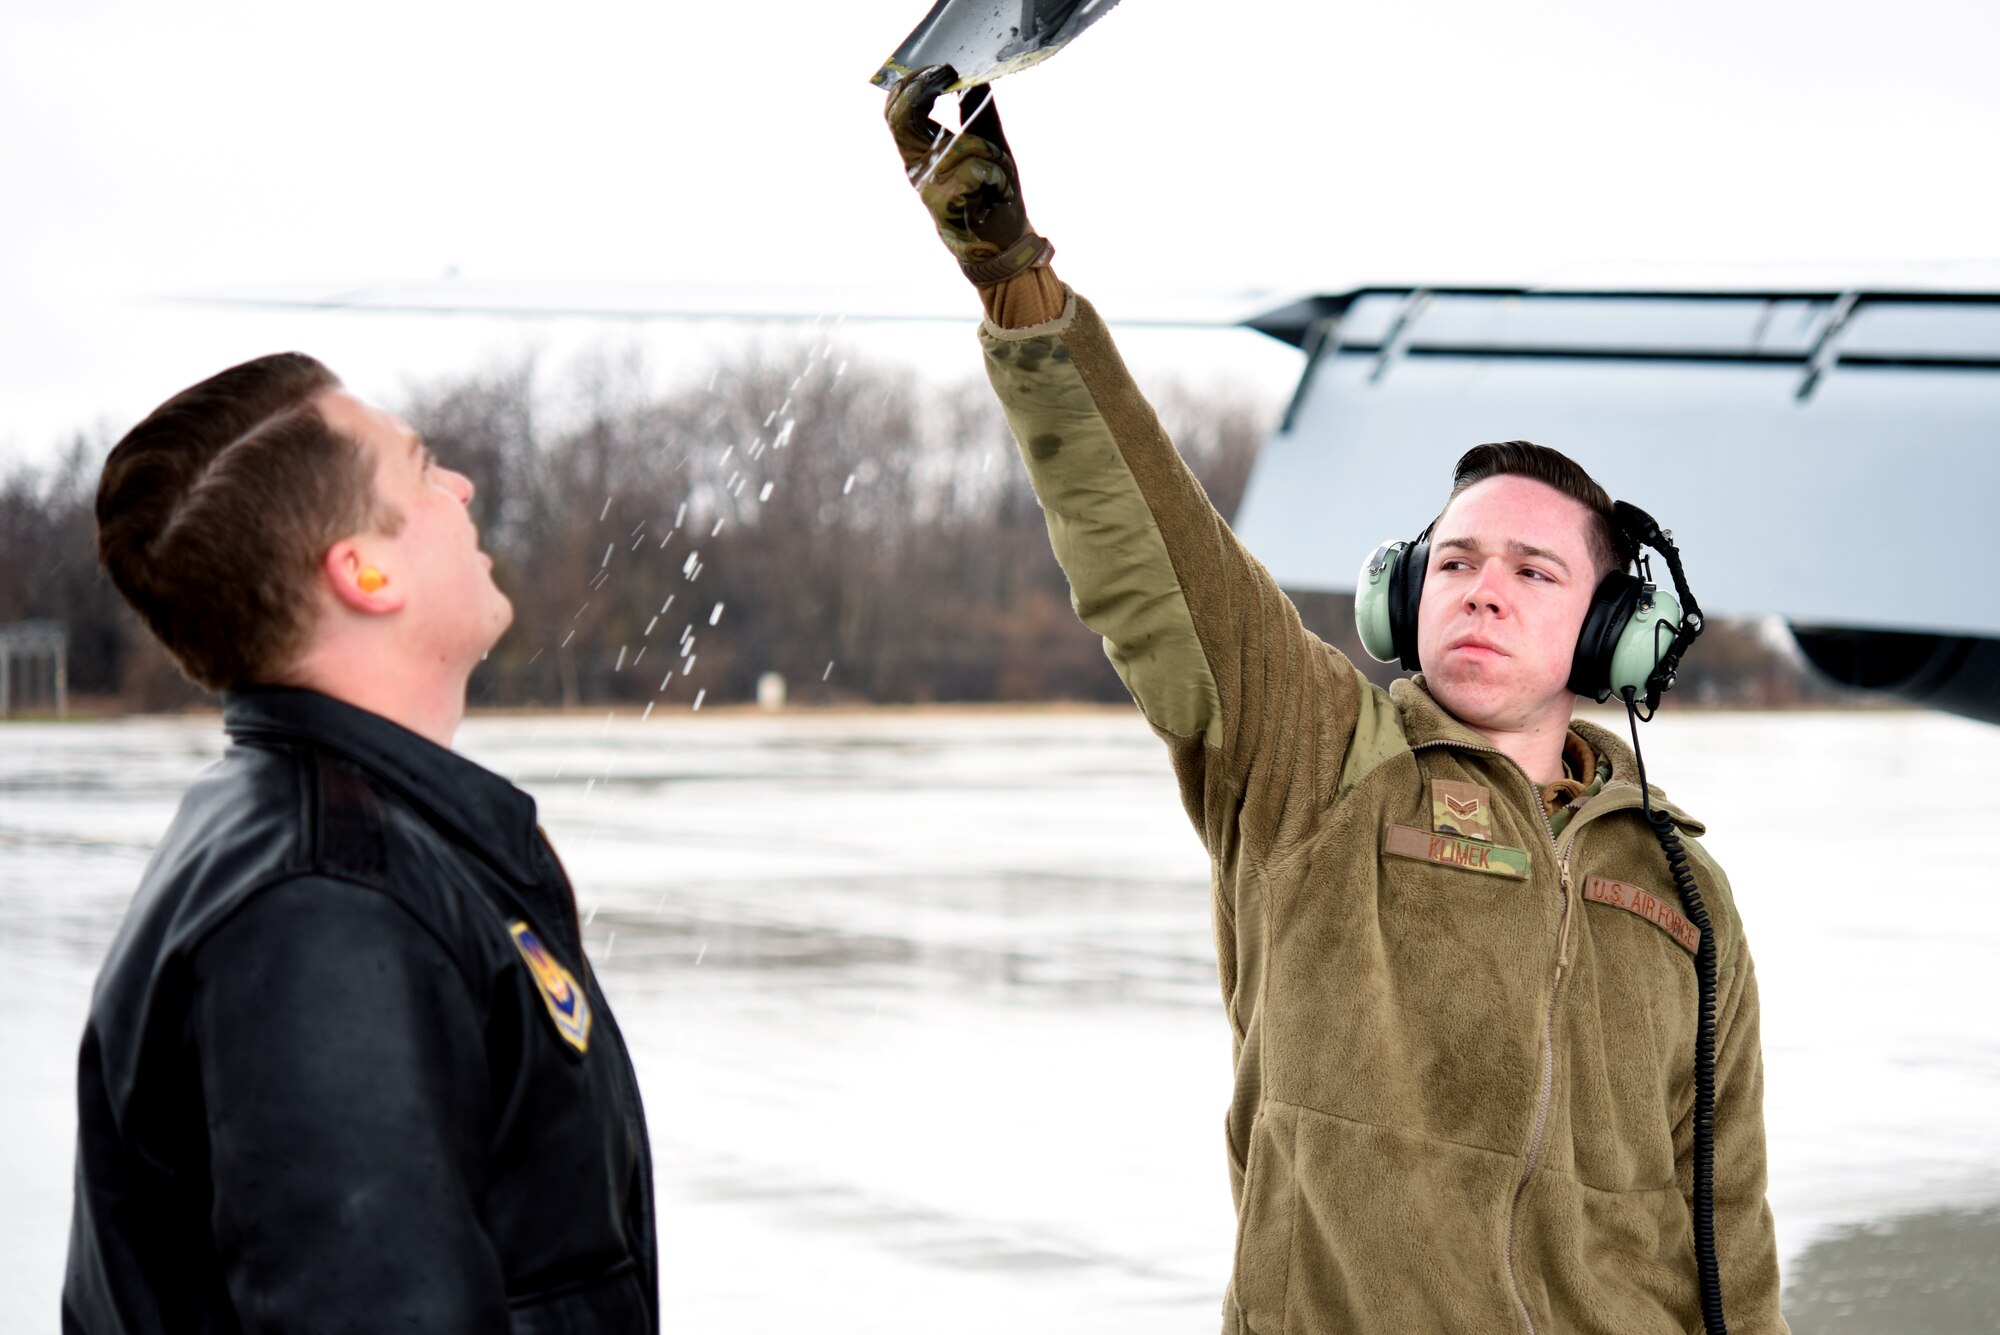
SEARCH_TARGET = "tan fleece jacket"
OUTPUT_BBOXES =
[978,285,1786,1334]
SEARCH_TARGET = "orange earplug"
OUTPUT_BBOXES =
[358,567,388,594]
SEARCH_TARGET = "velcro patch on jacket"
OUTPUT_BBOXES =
[1384,824,1529,879]
[509,921,592,1053]
[1582,876,1700,955]
[1429,779,1493,842]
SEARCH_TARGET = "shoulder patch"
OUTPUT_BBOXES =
[509,921,592,1053]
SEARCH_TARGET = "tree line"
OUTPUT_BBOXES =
[1,340,1844,713]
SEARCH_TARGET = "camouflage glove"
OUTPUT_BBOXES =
[885,65,1055,286]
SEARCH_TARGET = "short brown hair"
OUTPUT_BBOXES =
[1441,440,1633,581]
[97,353,396,692]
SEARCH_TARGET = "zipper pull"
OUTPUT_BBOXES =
[1554,851,1576,980]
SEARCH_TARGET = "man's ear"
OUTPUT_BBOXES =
[323,539,406,615]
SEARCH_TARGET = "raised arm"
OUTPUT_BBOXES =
[885,69,1403,867]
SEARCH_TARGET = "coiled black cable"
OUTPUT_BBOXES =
[1625,695,1728,1335]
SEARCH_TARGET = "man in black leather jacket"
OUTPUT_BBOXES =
[65,354,657,1333]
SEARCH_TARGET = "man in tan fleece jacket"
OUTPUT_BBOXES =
[885,69,1788,1335]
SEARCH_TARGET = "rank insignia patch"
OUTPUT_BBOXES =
[509,921,592,1053]
[1430,779,1494,843]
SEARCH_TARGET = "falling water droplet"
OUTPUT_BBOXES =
[709,603,724,626]
[692,689,706,711]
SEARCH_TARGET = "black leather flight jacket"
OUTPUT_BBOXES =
[64,687,658,1334]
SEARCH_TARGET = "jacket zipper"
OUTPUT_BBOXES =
[1411,739,1586,1335]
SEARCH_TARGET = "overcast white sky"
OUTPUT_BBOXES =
[3,0,1997,468]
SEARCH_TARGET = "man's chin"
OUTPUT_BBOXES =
[484,593,516,648]
[1427,668,1563,733]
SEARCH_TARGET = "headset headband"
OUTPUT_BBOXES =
[1611,500,1705,718]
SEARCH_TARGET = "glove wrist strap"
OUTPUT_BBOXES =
[962,232,1055,287]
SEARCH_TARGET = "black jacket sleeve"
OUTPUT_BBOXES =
[190,875,507,1332]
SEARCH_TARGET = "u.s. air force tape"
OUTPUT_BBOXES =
[1582,876,1700,954]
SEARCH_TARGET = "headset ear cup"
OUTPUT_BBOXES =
[1568,572,1642,700]
[1608,585,1683,704]
[1354,542,1402,663]
[1391,537,1428,672]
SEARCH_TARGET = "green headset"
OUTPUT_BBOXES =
[1354,498,1705,714]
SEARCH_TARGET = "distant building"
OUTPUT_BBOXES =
[0,621,68,719]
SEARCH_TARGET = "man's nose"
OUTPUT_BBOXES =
[1464,560,1508,613]
[444,467,475,504]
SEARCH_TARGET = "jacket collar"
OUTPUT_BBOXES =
[223,685,545,885]
[1393,676,1705,832]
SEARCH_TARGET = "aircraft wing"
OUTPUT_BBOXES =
[870,0,1125,90]
[1234,282,2000,638]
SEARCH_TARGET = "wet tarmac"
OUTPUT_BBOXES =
[3,707,1995,1332]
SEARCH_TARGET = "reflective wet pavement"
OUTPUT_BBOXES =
[3,708,1995,1332]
